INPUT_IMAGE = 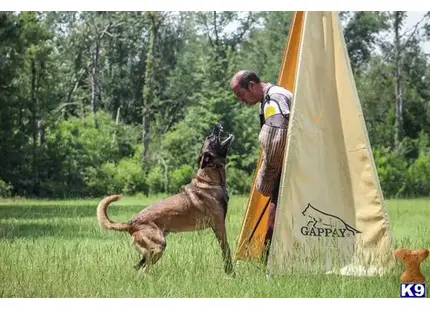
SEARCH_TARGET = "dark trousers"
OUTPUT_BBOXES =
[262,174,281,265]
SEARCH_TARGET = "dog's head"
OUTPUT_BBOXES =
[198,122,234,169]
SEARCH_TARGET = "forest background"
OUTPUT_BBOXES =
[1,11,430,200]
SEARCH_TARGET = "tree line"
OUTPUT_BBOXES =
[0,11,429,199]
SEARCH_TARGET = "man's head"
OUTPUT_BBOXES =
[230,70,265,105]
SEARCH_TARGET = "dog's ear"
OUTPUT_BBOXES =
[199,151,212,169]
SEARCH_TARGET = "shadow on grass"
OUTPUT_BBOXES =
[0,221,111,240]
[0,203,145,221]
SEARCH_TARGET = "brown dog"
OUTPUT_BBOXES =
[97,123,235,274]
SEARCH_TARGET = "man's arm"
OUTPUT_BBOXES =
[255,124,289,197]
[255,90,292,197]
[263,92,291,124]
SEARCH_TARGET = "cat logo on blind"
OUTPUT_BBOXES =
[300,203,361,238]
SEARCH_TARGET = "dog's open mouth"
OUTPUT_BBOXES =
[210,122,234,152]
[198,122,234,169]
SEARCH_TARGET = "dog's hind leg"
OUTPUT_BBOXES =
[132,232,152,272]
[130,238,144,270]
[145,223,167,266]
[211,219,234,275]
[147,230,167,268]
[135,245,152,272]
[132,228,166,273]
[150,246,165,266]
[138,241,165,273]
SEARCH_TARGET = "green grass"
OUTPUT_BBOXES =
[0,194,429,298]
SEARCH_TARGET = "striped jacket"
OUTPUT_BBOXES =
[255,83,293,197]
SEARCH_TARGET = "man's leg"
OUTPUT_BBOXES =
[262,202,277,264]
[262,174,281,265]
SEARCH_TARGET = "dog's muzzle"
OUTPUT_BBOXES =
[208,122,235,156]
[198,122,234,169]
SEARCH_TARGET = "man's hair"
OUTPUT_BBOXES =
[238,70,261,90]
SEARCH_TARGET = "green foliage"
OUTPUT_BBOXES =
[373,130,430,198]
[342,11,389,70]
[1,11,430,200]
[42,111,141,198]
[236,12,293,82]
[373,146,409,198]
[168,165,194,193]
[226,166,253,195]
[146,166,166,195]
[84,151,147,197]
[0,179,13,198]
[406,152,430,197]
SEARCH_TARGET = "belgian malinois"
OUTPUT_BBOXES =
[97,123,235,274]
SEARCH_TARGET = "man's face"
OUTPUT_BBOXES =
[231,81,261,105]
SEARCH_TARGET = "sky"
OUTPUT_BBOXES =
[223,11,430,54]
[404,11,429,53]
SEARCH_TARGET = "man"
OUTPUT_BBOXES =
[230,70,293,263]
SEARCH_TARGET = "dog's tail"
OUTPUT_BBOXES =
[97,194,130,232]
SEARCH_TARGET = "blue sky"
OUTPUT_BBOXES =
[404,11,429,53]
[223,11,429,54]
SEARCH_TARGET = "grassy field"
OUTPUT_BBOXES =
[0,194,429,298]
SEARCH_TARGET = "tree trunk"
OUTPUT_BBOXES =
[142,113,150,164]
[30,59,40,195]
[90,40,100,128]
[141,12,158,164]
[159,156,168,192]
[112,106,121,143]
[38,120,45,154]
[394,12,403,151]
